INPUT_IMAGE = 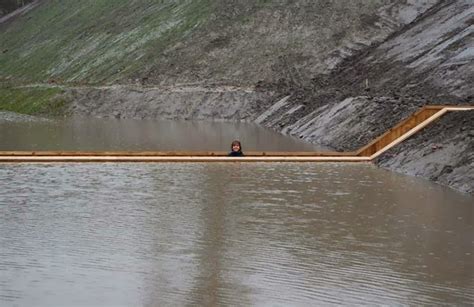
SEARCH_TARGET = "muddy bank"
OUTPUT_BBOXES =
[4,91,473,194]
[253,0,473,193]
[271,96,426,151]
[376,111,474,194]
[259,0,473,129]
[0,110,50,123]
[258,95,473,193]
[66,85,272,121]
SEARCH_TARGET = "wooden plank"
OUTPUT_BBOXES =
[369,107,473,159]
[373,109,439,152]
[0,150,357,157]
[356,105,474,156]
[0,156,371,163]
[356,108,442,156]
[369,109,449,159]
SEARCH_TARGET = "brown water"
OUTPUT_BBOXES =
[0,118,473,306]
[0,117,324,151]
[0,163,472,306]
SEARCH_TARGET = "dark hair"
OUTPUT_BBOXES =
[231,140,242,152]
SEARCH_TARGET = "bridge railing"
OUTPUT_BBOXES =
[356,106,444,157]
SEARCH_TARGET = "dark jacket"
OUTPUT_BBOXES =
[228,151,244,156]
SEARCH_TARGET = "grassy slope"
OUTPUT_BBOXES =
[0,0,395,86]
[0,0,418,116]
[0,0,214,84]
[0,87,66,115]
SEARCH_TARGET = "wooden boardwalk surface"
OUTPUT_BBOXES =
[0,105,472,163]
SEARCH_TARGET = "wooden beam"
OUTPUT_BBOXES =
[0,150,356,157]
[357,105,473,157]
[0,156,371,163]
[369,107,472,159]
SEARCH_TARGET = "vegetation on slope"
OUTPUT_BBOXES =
[0,0,214,84]
[0,0,400,86]
[0,87,66,115]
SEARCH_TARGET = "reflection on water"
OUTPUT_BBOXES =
[0,117,325,151]
[0,163,472,306]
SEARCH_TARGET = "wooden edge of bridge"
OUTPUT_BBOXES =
[354,105,437,156]
[361,105,473,159]
[0,105,472,163]
[0,156,371,163]
[0,151,357,157]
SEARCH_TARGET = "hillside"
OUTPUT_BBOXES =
[0,0,438,85]
[0,0,472,193]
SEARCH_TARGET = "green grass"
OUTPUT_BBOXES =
[0,87,67,115]
[0,0,214,84]
[0,0,216,115]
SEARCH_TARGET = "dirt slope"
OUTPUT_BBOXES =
[256,0,473,193]
[377,111,474,194]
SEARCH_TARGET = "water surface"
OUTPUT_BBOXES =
[0,163,472,306]
[0,117,324,152]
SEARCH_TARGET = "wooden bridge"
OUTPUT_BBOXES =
[0,105,472,163]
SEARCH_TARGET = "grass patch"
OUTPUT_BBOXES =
[0,0,215,84]
[0,87,68,116]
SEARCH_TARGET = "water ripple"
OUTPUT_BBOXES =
[0,163,472,306]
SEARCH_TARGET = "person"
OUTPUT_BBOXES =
[228,140,244,156]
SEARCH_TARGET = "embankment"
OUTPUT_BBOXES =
[65,85,271,121]
[255,0,473,193]
[11,83,471,194]
[376,110,474,194]
[0,0,472,193]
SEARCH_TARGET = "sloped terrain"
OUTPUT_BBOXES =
[66,84,270,120]
[0,0,215,83]
[0,0,472,193]
[255,0,473,193]
[0,0,436,85]
[260,0,473,138]
[376,111,474,194]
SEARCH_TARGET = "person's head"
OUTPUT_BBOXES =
[231,140,242,152]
